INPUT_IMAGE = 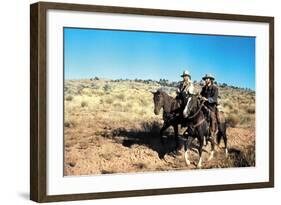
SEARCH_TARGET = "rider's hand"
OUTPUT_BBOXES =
[202,97,208,101]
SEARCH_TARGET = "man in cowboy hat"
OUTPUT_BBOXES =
[200,74,220,133]
[176,70,195,117]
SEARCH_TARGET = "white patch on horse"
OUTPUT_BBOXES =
[208,150,214,161]
[203,137,207,146]
[225,148,228,156]
[183,97,191,118]
[184,150,190,165]
[197,157,202,168]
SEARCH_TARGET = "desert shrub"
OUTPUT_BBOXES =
[240,115,251,125]
[138,109,147,115]
[95,90,105,96]
[227,103,233,110]
[64,119,76,128]
[247,106,255,114]
[241,144,256,166]
[139,97,150,106]
[81,101,88,107]
[133,162,147,169]
[121,102,133,112]
[65,95,73,101]
[115,93,125,101]
[222,101,234,111]
[105,97,114,104]
[113,102,122,108]
[113,102,125,112]
[229,145,255,167]
[226,114,240,127]
[103,84,111,92]
[91,83,100,89]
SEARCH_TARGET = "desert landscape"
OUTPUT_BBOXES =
[64,78,255,176]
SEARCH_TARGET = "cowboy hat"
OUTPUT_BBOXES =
[181,70,191,78]
[202,74,215,81]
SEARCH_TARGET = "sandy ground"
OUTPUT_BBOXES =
[64,124,255,176]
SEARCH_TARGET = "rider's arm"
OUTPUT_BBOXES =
[208,86,218,104]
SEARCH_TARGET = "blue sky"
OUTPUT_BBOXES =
[64,27,255,90]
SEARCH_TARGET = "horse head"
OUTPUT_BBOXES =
[151,90,165,115]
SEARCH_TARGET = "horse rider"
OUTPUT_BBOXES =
[200,74,221,132]
[176,70,195,118]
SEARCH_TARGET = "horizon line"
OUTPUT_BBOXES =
[64,77,255,91]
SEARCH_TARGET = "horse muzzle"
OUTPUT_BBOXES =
[154,108,160,115]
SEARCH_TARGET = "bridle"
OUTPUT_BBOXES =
[186,97,205,120]
[187,98,207,129]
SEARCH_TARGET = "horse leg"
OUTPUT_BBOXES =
[217,131,222,146]
[223,133,228,156]
[197,137,203,168]
[208,136,215,161]
[160,122,170,145]
[219,112,228,156]
[173,124,180,151]
[184,136,193,166]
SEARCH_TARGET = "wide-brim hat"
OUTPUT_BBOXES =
[202,74,215,80]
[181,70,191,78]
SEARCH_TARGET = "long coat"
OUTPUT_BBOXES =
[200,84,218,110]
[177,80,195,96]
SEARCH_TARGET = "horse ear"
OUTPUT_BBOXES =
[150,91,155,94]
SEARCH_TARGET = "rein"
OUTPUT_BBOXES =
[187,102,204,119]
[191,118,206,129]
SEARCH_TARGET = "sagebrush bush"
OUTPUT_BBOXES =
[226,114,240,127]
[240,116,251,125]
[81,101,88,107]
[115,93,125,101]
[105,97,114,104]
[65,95,73,101]
[247,106,255,114]
[64,119,76,128]
[103,84,111,92]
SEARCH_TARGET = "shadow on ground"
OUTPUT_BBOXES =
[101,121,181,159]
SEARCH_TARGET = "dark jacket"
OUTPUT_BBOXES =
[200,84,218,107]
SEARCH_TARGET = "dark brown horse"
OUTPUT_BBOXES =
[183,95,228,167]
[151,90,183,151]
[182,95,214,167]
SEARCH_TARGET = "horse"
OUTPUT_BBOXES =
[151,89,184,152]
[182,95,214,168]
[183,95,228,168]
[216,110,228,155]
